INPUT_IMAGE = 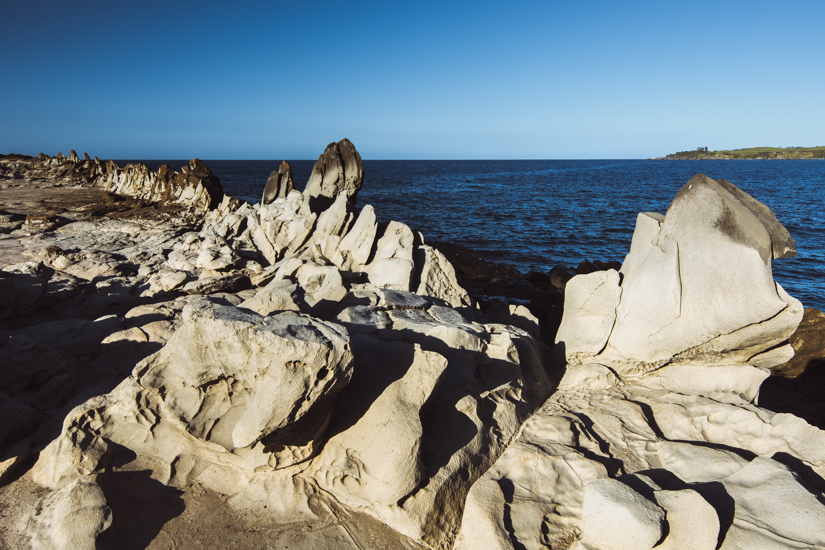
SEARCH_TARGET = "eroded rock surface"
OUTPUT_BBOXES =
[1,153,226,213]
[456,175,824,550]
[2,150,824,550]
[556,173,803,373]
[262,161,293,205]
[304,138,364,208]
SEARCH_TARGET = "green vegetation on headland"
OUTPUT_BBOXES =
[660,146,825,160]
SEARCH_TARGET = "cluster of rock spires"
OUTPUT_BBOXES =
[0,149,225,212]
[1,141,824,549]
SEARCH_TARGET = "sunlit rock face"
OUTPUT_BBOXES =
[556,173,802,374]
[5,138,825,550]
[455,175,825,550]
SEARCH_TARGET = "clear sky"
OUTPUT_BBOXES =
[2,0,823,159]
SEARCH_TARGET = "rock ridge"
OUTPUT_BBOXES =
[1,151,226,213]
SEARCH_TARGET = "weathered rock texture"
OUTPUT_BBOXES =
[304,138,364,208]
[0,153,225,212]
[262,161,293,205]
[2,147,824,550]
[557,173,803,374]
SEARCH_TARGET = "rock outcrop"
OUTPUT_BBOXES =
[455,174,824,550]
[556,173,803,373]
[262,161,293,205]
[0,153,225,212]
[304,138,364,209]
[2,147,824,550]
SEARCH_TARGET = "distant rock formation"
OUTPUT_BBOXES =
[94,158,224,211]
[0,153,225,212]
[261,161,293,205]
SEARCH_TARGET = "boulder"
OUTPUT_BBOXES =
[138,298,353,451]
[364,221,416,289]
[555,269,621,358]
[556,175,803,373]
[579,478,665,550]
[414,245,472,308]
[32,298,355,489]
[23,477,112,550]
[262,161,294,205]
[295,262,347,313]
[304,139,364,208]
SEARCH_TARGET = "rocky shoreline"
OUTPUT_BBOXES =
[1,141,824,549]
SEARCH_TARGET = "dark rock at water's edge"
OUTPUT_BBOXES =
[761,307,825,429]
[261,161,293,206]
[429,239,625,346]
[304,138,364,211]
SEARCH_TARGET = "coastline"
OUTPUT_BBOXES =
[1,144,825,549]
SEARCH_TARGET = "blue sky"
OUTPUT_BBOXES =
[2,0,823,159]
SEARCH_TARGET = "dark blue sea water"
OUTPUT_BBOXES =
[123,159,825,310]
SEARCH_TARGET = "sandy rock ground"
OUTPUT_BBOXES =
[0,177,429,549]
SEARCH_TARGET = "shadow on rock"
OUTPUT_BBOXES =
[96,470,185,550]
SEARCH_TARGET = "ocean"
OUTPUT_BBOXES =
[123,159,825,311]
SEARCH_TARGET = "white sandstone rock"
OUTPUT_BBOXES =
[556,175,804,372]
[24,477,112,550]
[365,221,415,289]
[137,298,353,451]
[331,204,378,270]
[653,489,720,550]
[555,269,622,358]
[415,244,472,308]
[719,457,825,549]
[239,279,301,315]
[579,478,665,550]
[296,262,347,312]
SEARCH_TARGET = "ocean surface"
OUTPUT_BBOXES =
[123,159,825,310]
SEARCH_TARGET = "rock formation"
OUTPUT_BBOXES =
[556,173,803,373]
[0,153,225,212]
[455,174,824,550]
[262,160,293,205]
[1,148,824,550]
[304,138,364,209]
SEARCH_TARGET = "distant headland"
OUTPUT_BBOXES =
[654,145,825,160]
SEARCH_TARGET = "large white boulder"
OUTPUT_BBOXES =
[557,174,803,373]
[579,478,665,550]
